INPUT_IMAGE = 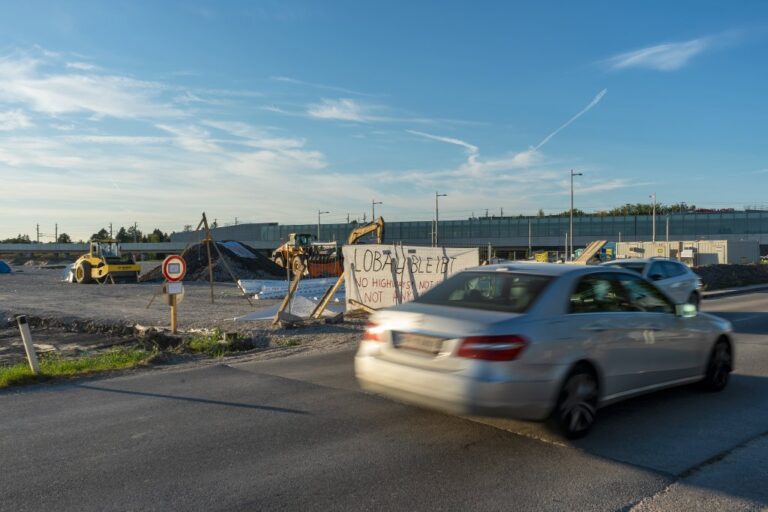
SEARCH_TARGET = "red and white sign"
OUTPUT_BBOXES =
[162,255,187,282]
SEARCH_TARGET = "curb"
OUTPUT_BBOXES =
[703,284,768,300]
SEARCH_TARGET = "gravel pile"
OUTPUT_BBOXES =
[140,241,284,282]
[695,264,768,290]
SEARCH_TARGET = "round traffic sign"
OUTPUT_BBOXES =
[162,255,187,282]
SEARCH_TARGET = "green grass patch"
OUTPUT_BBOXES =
[277,337,302,347]
[0,347,156,389]
[186,328,251,357]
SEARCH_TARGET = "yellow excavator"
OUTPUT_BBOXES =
[272,217,385,277]
[73,240,141,284]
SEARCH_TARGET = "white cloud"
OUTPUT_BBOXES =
[0,109,32,131]
[66,61,97,70]
[270,75,371,96]
[155,124,221,153]
[0,52,180,118]
[307,98,372,122]
[605,38,710,71]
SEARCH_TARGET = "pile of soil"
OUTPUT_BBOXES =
[695,264,768,291]
[139,241,284,282]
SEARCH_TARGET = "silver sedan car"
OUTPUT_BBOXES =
[355,263,733,438]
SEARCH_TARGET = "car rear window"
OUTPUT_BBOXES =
[413,271,553,313]
[605,262,646,274]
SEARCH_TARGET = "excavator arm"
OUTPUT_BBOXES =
[347,216,385,245]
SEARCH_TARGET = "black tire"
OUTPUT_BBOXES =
[701,339,732,392]
[689,291,701,310]
[75,261,93,284]
[291,256,306,276]
[549,365,599,439]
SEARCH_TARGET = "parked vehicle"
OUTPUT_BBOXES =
[601,258,702,308]
[355,263,732,438]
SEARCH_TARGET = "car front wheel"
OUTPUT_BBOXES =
[701,339,732,392]
[550,366,599,439]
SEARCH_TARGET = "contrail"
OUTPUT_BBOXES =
[534,89,607,150]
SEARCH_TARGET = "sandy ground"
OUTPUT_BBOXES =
[0,265,362,366]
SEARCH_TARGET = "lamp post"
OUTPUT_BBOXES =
[434,191,447,247]
[650,193,657,242]
[371,200,382,222]
[570,169,582,261]
[317,210,329,240]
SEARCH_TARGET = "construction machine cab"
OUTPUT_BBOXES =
[90,240,122,261]
[289,233,314,248]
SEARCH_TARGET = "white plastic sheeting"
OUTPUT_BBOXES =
[237,277,345,301]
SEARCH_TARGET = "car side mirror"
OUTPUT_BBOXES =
[650,274,664,281]
[675,303,697,318]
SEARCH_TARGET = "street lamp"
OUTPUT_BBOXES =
[317,210,329,240]
[371,200,382,222]
[570,169,582,261]
[650,193,657,242]
[434,191,447,247]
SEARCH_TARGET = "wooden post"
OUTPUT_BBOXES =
[16,315,40,374]
[170,294,178,334]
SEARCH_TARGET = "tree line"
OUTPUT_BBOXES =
[1,226,171,244]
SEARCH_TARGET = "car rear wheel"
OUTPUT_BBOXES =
[701,340,732,392]
[550,366,598,439]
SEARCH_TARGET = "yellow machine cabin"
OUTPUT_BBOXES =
[73,240,140,284]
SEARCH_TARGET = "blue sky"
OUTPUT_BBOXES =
[1,1,766,240]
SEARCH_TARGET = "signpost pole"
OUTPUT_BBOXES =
[170,294,177,334]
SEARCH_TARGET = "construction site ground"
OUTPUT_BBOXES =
[0,266,362,367]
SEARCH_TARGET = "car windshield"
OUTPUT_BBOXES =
[414,271,553,313]
[605,262,646,274]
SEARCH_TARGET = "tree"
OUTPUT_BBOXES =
[1,234,32,243]
[115,227,131,243]
[90,228,109,241]
[537,209,545,218]
[126,225,142,243]
[144,228,169,243]
[56,233,72,243]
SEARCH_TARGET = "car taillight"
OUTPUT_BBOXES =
[363,322,385,342]
[457,335,528,361]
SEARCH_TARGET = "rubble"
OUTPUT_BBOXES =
[140,240,284,282]
[695,264,768,291]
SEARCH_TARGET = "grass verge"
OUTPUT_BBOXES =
[0,347,156,389]
[186,328,251,357]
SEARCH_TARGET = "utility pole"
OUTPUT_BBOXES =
[434,191,447,247]
[133,222,138,243]
[570,169,583,261]
[346,213,350,223]
[36,224,40,243]
[55,223,58,243]
[234,217,238,226]
[317,210,329,240]
[650,192,657,242]
[371,200,382,222]
[109,222,113,239]
[528,219,532,258]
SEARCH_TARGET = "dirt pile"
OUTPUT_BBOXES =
[140,241,284,282]
[695,264,768,290]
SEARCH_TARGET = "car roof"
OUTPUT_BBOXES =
[602,258,683,265]
[466,262,615,277]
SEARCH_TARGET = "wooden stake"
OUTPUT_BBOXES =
[310,272,345,319]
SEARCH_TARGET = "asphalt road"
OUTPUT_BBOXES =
[2,292,768,511]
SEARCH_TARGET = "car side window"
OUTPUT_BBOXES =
[648,262,667,280]
[616,273,674,314]
[569,274,632,314]
[662,261,686,278]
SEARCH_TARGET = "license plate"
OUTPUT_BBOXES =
[394,332,444,354]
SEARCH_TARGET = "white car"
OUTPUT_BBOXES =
[601,258,702,308]
[355,263,732,438]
